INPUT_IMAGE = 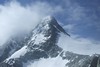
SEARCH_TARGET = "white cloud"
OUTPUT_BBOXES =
[63,24,75,33]
[24,56,68,67]
[61,1,100,55]
[58,33,100,55]
[0,1,63,46]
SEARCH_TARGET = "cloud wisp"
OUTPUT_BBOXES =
[62,0,100,40]
[0,1,63,46]
[58,33,100,55]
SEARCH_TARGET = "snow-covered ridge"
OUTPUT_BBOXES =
[41,16,70,36]
[5,46,27,61]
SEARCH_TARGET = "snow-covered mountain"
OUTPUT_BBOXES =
[0,16,100,67]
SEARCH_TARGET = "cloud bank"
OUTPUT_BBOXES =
[55,0,100,55]
[63,0,100,40]
[58,33,100,55]
[0,1,63,46]
[24,56,68,67]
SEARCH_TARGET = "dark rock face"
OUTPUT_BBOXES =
[0,16,99,67]
[60,51,92,67]
[90,57,98,67]
[90,55,100,67]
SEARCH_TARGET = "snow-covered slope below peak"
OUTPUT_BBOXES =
[6,46,27,61]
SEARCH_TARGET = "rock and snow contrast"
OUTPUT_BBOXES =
[0,16,100,67]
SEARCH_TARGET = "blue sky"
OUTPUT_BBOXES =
[17,0,100,41]
[0,0,100,41]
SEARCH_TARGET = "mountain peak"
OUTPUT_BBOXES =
[42,16,55,23]
[27,16,70,51]
[40,16,70,36]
